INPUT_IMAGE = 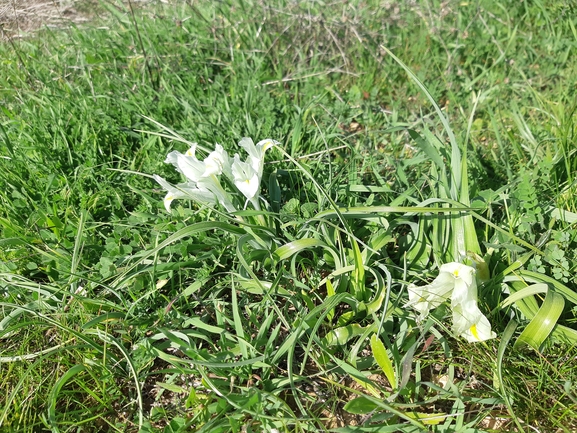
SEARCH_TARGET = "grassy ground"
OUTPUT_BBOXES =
[1,0,577,432]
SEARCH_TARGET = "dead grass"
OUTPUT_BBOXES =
[0,0,157,40]
[0,0,97,38]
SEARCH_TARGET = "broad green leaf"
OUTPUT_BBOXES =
[48,364,86,429]
[405,411,446,425]
[324,323,369,346]
[408,129,446,172]
[514,270,577,305]
[350,238,367,301]
[500,283,548,308]
[231,279,248,359]
[497,320,526,432]
[514,290,565,351]
[370,334,397,389]
[155,382,187,394]
[326,278,336,321]
[343,396,379,414]
[184,317,225,335]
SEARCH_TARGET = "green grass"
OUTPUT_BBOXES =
[1,0,577,431]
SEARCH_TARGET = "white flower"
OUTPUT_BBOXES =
[406,277,453,321]
[452,300,496,342]
[238,137,278,179]
[155,143,236,212]
[154,137,278,214]
[231,138,277,209]
[204,144,232,177]
[405,262,495,342]
[231,154,260,205]
[164,144,206,182]
[153,175,218,212]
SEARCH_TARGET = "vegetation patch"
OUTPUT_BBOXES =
[1,1,577,432]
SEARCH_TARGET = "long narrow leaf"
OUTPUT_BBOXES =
[514,290,565,351]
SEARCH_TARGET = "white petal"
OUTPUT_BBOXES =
[184,143,199,158]
[439,262,476,286]
[197,176,237,212]
[452,300,496,342]
[163,150,206,182]
[239,137,277,177]
[154,174,218,211]
[405,276,453,320]
[203,144,231,177]
[232,154,259,200]
[437,262,477,307]
[255,138,279,152]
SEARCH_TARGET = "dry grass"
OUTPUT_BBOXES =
[0,0,96,38]
[0,0,157,39]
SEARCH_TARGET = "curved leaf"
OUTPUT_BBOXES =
[500,283,549,309]
[273,238,327,261]
[514,290,565,351]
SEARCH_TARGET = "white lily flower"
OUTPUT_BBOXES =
[164,145,202,181]
[441,262,477,306]
[405,277,453,321]
[196,176,237,212]
[154,138,278,214]
[405,262,495,342]
[155,142,237,212]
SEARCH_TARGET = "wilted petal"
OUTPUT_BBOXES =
[452,300,496,342]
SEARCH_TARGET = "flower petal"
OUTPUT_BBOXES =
[405,276,454,320]
[231,154,259,200]
[164,149,206,182]
[452,300,496,342]
[239,137,277,177]
[153,174,218,212]
[204,144,231,177]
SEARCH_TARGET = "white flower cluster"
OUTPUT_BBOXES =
[154,137,278,212]
[405,262,496,342]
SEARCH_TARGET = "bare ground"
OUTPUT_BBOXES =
[0,0,157,40]
[0,0,100,38]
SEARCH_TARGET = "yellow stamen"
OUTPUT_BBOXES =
[470,324,479,340]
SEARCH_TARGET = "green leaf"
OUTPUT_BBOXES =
[500,283,548,309]
[408,129,445,172]
[370,334,397,389]
[48,364,87,430]
[324,323,372,346]
[273,238,326,261]
[343,396,379,414]
[350,239,367,301]
[514,290,565,351]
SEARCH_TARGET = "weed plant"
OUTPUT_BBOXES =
[1,0,577,432]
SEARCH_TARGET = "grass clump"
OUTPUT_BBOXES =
[1,0,577,432]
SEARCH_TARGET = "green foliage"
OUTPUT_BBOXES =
[1,0,577,432]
